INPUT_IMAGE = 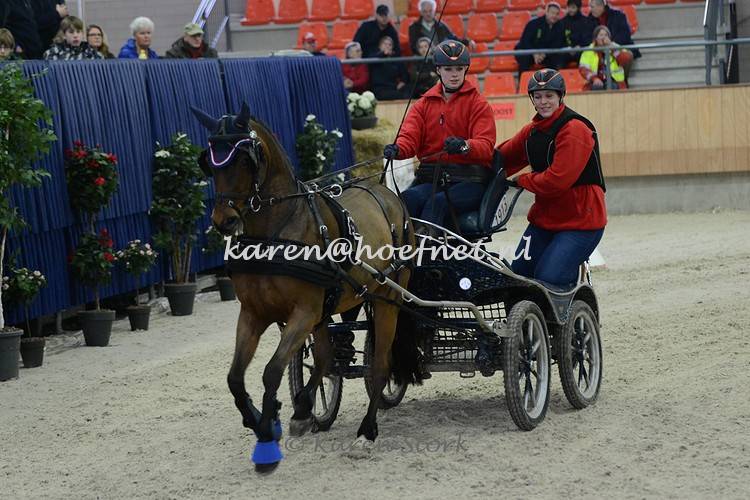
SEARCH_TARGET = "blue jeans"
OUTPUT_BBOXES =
[401,182,485,226]
[511,224,604,288]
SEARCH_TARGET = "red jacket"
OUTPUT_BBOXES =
[343,63,369,94]
[394,79,496,167]
[498,105,607,231]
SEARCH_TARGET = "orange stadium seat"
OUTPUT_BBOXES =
[330,20,359,49]
[399,17,417,55]
[241,0,275,26]
[465,74,480,91]
[408,0,420,16]
[517,69,533,93]
[483,73,516,96]
[276,0,307,24]
[489,41,519,72]
[309,0,341,21]
[443,15,466,38]
[468,43,490,73]
[342,0,374,20]
[559,68,587,93]
[499,11,529,41]
[608,0,641,6]
[475,0,509,13]
[621,5,639,33]
[296,23,329,49]
[443,0,474,15]
[508,0,542,11]
[467,13,499,43]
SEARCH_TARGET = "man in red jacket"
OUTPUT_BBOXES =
[383,40,496,230]
[498,68,606,288]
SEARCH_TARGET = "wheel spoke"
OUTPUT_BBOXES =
[530,339,540,357]
[523,384,531,410]
[579,361,588,389]
[319,383,328,412]
[583,332,591,345]
[302,362,315,372]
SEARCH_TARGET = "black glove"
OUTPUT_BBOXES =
[505,177,519,188]
[444,136,469,155]
[383,143,399,160]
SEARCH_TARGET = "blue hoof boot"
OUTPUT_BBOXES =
[252,440,283,474]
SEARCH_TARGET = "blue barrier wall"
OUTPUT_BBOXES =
[3,57,354,324]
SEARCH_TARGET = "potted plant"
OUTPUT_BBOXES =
[295,114,343,182]
[347,91,378,130]
[201,226,235,301]
[116,239,158,330]
[0,63,55,380]
[150,133,206,316]
[2,265,48,367]
[65,140,120,346]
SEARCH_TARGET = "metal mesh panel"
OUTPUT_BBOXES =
[425,302,507,364]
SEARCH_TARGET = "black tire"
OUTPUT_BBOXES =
[364,328,408,409]
[288,335,343,432]
[502,300,551,431]
[554,301,603,409]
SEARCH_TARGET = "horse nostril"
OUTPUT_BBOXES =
[221,216,240,234]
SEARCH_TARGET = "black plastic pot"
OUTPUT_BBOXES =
[351,115,378,130]
[0,328,23,381]
[20,337,45,368]
[217,277,236,301]
[127,305,151,331]
[164,283,197,316]
[79,309,115,347]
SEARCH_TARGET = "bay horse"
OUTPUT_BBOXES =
[193,104,415,474]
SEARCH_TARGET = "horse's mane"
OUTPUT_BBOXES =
[248,116,298,182]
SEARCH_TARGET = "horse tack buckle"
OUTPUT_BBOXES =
[249,195,262,213]
[326,184,343,198]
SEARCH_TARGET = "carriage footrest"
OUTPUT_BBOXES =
[341,365,365,379]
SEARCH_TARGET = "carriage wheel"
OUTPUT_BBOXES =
[502,300,551,431]
[364,329,408,409]
[288,334,343,432]
[554,301,603,409]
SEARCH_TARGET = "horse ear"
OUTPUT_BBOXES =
[198,150,212,178]
[191,106,220,133]
[235,102,251,130]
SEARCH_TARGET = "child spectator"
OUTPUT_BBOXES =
[515,2,565,71]
[561,0,595,67]
[342,41,369,93]
[369,35,410,101]
[43,15,102,60]
[301,32,325,56]
[579,25,632,90]
[165,23,218,58]
[353,4,401,58]
[86,24,114,59]
[409,36,438,98]
[119,16,158,59]
[0,28,20,60]
[588,0,640,68]
[408,0,474,55]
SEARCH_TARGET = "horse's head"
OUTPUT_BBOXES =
[193,103,270,236]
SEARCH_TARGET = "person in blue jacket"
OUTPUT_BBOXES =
[118,16,158,59]
[514,2,565,72]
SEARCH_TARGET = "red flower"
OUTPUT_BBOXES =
[94,177,106,186]
[103,252,115,263]
[73,140,84,148]
[74,150,87,159]
[100,228,109,236]
[87,160,99,169]
[106,153,118,164]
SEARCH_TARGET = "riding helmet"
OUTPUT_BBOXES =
[433,40,470,67]
[527,68,566,98]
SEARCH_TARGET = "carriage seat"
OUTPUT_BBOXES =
[452,151,513,240]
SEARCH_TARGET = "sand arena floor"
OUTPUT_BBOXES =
[2,211,749,499]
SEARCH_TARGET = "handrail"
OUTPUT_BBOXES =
[192,0,230,50]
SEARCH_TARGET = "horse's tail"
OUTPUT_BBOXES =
[390,298,431,387]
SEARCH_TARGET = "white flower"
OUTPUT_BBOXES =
[332,129,343,138]
[348,92,361,102]
[139,250,145,255]
[134,239,141,244]
[146,250,154,256]
[348,103,355,113]
[2,284,8,290]
[144,243,151,249]
[155,150,171,158]
[33,270,41,277]
[357,97,372,110]
[305,114,316,122]
[316,152,326,161]
[362,91,375,101]
[2,276,8,282]
[195,181,208,187]
[176,133,187,140]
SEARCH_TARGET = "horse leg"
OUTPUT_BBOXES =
[356,300,399,442]
[253,310,318,473]
[289,322,334,436]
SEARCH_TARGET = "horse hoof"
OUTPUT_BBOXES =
[251,440,283,473]
[344,435,375,460]
[289,416,313,437]
[255,461,280,475]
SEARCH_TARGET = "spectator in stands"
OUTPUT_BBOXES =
[342,41,369,93]
[369,35,410,101]
[301,32,325,56]
[119,16,158,59]
[588,0,640,73]
[534,5,546,18]
[409,36,439,98]
[408,0,474,55]
[0,0,43,59]
[86,24,114,59]
[31,0,67,51]
[0,28,21,60]
[561,0,595,67]
[515,2,565,72]
[353,4,401,58]
[43,15,102,60]
[165,23,218,59]
[579,25,632,90]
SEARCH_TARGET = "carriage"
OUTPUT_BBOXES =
[288,157,604,433]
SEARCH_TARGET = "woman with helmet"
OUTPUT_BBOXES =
[497,68,607,288]
[383,40,496,230]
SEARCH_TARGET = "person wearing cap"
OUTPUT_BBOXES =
[383,40,496,228]
[301,32,325,56]
[497,68,607,288]
[342,41,369,93]
[560,0,596,66]
[165,22,218,58]
[408,0,473,56]
[118,16,158,59]
[353,4,400,58]
[514,2,565,72]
